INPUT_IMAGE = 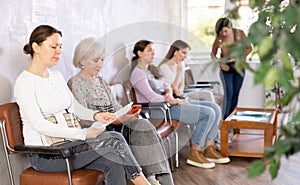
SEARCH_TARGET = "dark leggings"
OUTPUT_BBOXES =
[29,131,142,185]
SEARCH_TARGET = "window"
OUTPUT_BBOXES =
[187,0,256,60]
[188,0,226,59]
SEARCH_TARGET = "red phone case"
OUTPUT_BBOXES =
[131,104,142,114]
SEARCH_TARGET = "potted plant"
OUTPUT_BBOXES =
[227,0,300,179]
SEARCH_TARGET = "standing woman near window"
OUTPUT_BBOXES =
[14,25,150,185]
[211,18,252,118]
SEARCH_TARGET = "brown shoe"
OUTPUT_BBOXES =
[186,148,215,168]
[205,145,230,164]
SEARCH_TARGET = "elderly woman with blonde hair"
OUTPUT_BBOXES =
[68,37,174,185]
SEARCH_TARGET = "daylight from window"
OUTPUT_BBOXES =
[187,0,256,60]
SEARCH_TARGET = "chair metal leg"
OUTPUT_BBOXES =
[165,107,180,168]
[1,120,15,185]
[65,158,72,185]
[165,136,174,171]
[174,130,179,168]
[185,124,192,146]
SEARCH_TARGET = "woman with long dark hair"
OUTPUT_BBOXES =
[130,40,230,169]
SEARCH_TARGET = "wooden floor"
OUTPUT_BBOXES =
[171,132,300,185]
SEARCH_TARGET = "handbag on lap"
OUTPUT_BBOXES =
[43,111,81,146]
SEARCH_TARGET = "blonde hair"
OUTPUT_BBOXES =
[73,37,105,68]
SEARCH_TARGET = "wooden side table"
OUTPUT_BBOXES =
[220,107,278,158]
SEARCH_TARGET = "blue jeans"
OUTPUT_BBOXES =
[221,70,244,119]
[149,103,218,149]
[189,100,222,127]
[189,100,222,142]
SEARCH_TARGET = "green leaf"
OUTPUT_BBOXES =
[269,159,280,179]
[291,111,300,123]
[264,99,274,107]
[291,138,300,153]
[280,51,293,71]
[252,0,266,9]
[286,33,300,59]
[281,5,298,26]
[263,68,279,89]
[248,22,270,45]
[274,139,292,155]
[267,0,281,7]
[280,125,298,138]
[254,62,272,84]
[247,160,266,179]
[249,0,256,9]
[263,145,276,159]
[258,37,274,59]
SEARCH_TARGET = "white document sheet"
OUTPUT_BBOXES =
[114,102,133,118]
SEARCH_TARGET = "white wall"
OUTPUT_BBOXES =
[0,0,189,104]
[0,0,188,184]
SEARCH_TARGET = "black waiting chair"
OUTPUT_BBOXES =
[123,80,187,169]
[0,102,105,185]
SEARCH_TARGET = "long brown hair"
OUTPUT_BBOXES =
[131,40,163,79]
[158,39,190,67]
[23,25,62,58]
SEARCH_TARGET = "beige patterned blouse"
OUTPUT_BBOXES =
[67,74,122,113]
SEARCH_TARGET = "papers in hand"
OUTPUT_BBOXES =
[91,121,106,128]
[114,102,133,118]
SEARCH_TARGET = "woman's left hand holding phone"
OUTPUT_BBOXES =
[118,111,139,124]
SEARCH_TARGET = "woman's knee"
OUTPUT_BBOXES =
[103,131,126,141]
[131,119,156,131]
[205,107,216,122]
[209,103,222,116]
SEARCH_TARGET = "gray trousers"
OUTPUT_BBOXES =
[29,131,142,185]
[127,118,174,185]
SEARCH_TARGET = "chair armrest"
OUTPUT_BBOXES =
[14,140,87,158]
[139,111,150,119]
[133,103,169,119]
[197,81,220,85]
[136,102,170,110]
[135,102,171,126]
[186,84,213,89]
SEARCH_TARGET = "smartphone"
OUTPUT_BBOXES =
[130,104,142,114]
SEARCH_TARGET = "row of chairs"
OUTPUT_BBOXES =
[0,89,179,185]
[0,71,223,185]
